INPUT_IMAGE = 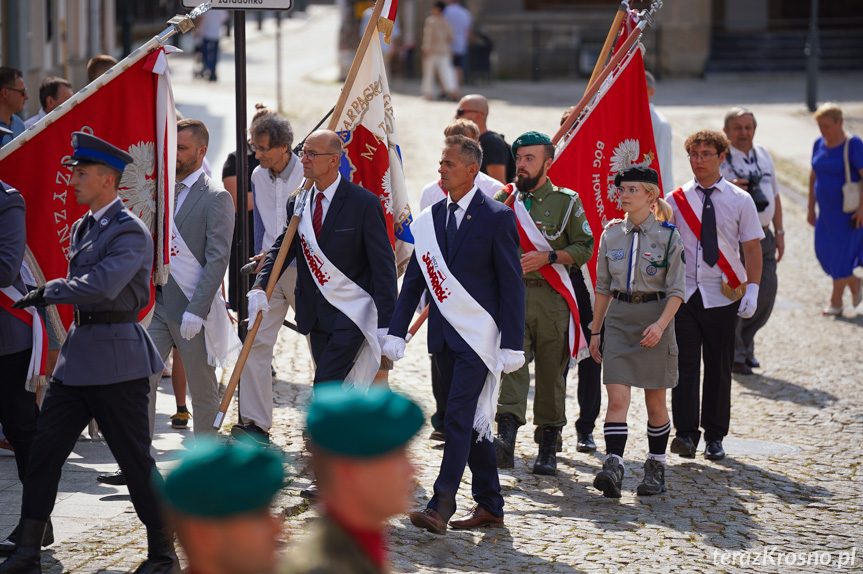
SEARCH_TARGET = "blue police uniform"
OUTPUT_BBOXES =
[1,133,176,574]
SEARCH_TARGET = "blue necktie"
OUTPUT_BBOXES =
[701,187,719,267]
[446,203,459,261]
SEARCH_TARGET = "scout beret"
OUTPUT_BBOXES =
[156,439,284,518]
[511,131,553,157]
[62,131,133,173]
[614,166,659,187]
[307,384,423,458]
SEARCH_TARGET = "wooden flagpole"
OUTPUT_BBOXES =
[584,2,629,96]
[214,0,389,429]
[553,1,662,146]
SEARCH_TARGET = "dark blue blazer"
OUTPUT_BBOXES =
[255,177,398,334]
[389,190,525,353]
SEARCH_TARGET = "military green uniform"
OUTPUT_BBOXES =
[281,516,385,574]
[596,213,685,389]
[495,178,594,427]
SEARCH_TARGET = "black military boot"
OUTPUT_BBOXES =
[494,414,519,469]
[132,529,179,574]
[0,520,53,557]
[532,426,561,476]
[0,519,47,574]
[534,426,563,452]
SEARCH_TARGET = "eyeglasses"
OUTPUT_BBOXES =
[3,86,27,96]
[688,152,719,161]
[249,143,272,153]
[298,150,338,160]
[616,185,644,196]
[456,108,480,117]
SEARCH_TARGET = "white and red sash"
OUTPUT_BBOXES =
[413,207,500,442]
[170,222,242,368]
[670,185,747,299]
[503,184,589,364]
[0,268,48,392]
[296,193,381,391]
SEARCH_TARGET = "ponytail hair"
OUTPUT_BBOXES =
[640,182,673,222]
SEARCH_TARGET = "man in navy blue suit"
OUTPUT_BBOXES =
[250,129,398,386]
[384,135,525,534]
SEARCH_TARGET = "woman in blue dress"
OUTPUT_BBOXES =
[808,103,863,315]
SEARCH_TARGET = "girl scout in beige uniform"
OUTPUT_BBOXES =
[588,166,685,498]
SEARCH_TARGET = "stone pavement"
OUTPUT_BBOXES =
[2,5,862,573]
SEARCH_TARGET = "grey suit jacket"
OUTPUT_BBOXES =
[0,181,32,356]
[159,172,235,323]
[44,199,163,386]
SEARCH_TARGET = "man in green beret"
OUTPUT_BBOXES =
[282,384,423,574]
[494,131,594,477]
[156,440,285,574]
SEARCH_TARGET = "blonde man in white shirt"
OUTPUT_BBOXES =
[720,107,784,376]
[666,130,763,461]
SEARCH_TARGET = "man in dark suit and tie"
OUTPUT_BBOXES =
[6,133,176,574]
[384,135,525,534]
[250,129,397,386]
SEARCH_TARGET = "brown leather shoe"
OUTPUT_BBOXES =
[408,508,447,535]
[449,505,504,530]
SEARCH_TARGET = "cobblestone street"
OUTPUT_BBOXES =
[1,5,861,573]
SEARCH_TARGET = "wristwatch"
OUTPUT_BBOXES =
[775,229,785,236]
[548,250,558,264]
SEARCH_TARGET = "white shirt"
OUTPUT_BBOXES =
[443,3,472,55]
[23,108,46,129]
[311,173,343,226]
[90,197,121,222]
[176,167,206,213]
[650,103,674,194]
[250,153,304,252]
[719,142,778,229]
[667,177,764,308]
[445,185,478,229]
[419,172,503,211]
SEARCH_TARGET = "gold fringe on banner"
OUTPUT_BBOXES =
[378,17,395,44]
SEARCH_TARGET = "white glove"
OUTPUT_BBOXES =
[382,335,406,362]
[737,284,760,319]
[377,328,389,349]
[247,288,270,321]
[180,311,204,340]
[498,349,525,374]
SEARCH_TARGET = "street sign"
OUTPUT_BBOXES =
[182,0,292,9]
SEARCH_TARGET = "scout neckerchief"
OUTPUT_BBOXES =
[296,189,381,391]
[502,184,589,364]
[412,204,501,442]
[671,183,748,301]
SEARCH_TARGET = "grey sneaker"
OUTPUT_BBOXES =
[637,458,667,496]
[593,456,624,498]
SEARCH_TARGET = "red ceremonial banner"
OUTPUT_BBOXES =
[548,48,660,285]
[0,56,166,329]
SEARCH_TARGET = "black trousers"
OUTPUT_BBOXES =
[430,355,446,431]
[20,378,164,530]
[429,345,502,521]
[308,321,365,385]
[0,348,38,483]
[672,290,738,444]
[571,268,601,435]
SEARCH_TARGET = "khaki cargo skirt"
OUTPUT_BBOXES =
[601,297,678,389]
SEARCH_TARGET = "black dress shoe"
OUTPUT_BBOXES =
[231,423,270,445]
[299,482,318,501]
[428,429,445,442]
[746,357,760,369]
[576,432,597,453]
[705,440,725,460]
[97,469,126,485]
[732,362,753,375]
[0,519,54,556]
[670,436,696,458]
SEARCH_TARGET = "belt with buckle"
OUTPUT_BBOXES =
[523,278,546,288]
[74,309,138,326]
[612,291,666,304]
